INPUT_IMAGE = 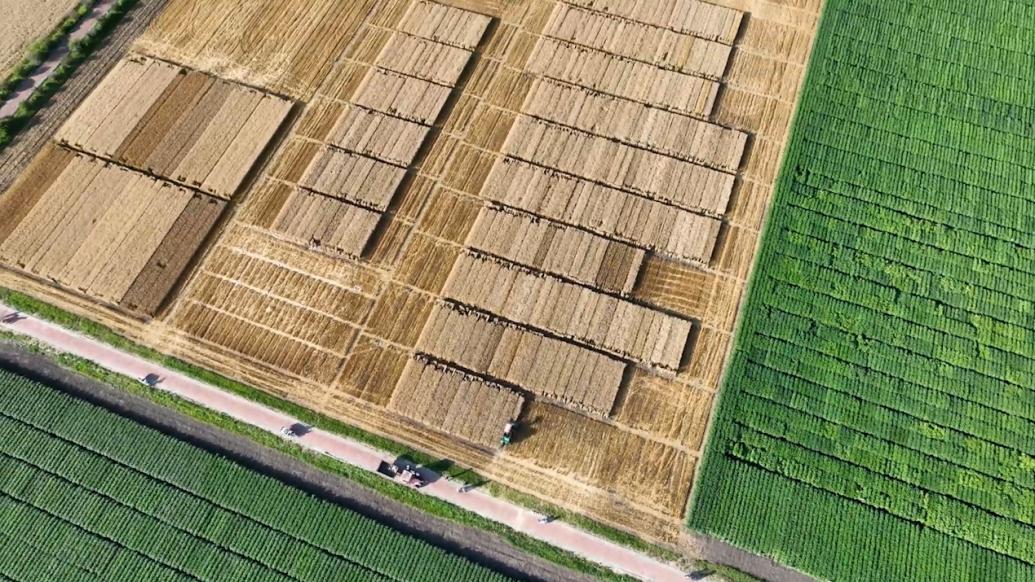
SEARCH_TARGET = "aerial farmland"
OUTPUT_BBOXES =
[1,0,1029,580]
[0,0,822,547]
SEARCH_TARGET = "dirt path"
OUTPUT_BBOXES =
[0,0,167,191]
[0,301,695,581]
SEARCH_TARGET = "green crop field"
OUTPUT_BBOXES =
[0,367,511,582]
[690,1,1035,581]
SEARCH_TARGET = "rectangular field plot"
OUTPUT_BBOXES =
[135,0,381,99]
[300,147,407,211]
[56,55,293,200]
[467,206,645,295]
[544,4,732,79]
[562,0,743,45]
[0,147,225,316]
[398,1,494,50]
[690,2,1035,581]
[484,158,722,265]
[444,252,691,371]
[417,302,626,414]
[389,356,525,449]
[523,78,747,173]
[503,116,735,216]
[270,189,381,258]
[527,37,719,118]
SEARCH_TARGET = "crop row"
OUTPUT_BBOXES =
[745,336,1035,452]
[0,371,509,582]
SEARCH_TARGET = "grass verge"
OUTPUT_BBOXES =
[0,0,137,149]
[0,1,95,101]
[0,287,683,574]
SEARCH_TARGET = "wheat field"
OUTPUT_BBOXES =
[0,0,826,546]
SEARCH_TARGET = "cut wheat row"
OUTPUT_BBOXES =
[271,189,380,258]
[523,77,747,173]
[57,56,293,200]
[504,116,734,217]
[467,205,645,295]
[484,157,721,265]
[377,34,473,86]
[562,0,743,45]
[526,37,718,118]
[203,245,373,324]
[327,105,430,167]
[190,272,357,352]
[388,356,524,449]
[300,147,407,211]
[444,252,691,372]
[175,301,346,384]
[545,3,732,79]
[417,302,626,415]
[397,1,493,50]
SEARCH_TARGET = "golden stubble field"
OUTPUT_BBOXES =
[0,0,824,546]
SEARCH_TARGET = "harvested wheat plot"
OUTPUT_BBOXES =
[378,34,473,86]
[0,150,225,315]
[326,106,430,167]
[389,356,524,448]
[136,0,380,99]
[523,78,747,173]
[504,116,735,216]
[527,38,719,118]
[300,147,407,211]
[397,1,494,50]
[444,252,691,371]
[562,0,743,45]
[484,158,722,264]
[545,4,732,79]
[417,302,626,414]
[355,70,452,126]
[56,55,293,200]
[270,189,381,258]
[468,206,645,295]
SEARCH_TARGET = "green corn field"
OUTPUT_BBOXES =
[690,1,1035,580]
[0,368,512,582]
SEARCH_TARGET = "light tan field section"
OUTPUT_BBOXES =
[417,302,627,414]
[0,0,825,547]
[389,356,525,448]
[0,146,225,316]
[0,0,78,78]
[56,55,293,200]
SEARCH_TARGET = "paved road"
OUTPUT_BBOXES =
[0,302,693,582]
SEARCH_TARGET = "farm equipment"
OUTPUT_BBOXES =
[377,460,427,488]
[500,419,517,447]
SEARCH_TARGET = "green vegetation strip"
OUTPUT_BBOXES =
[690,1,1035,581]
[0,332,643,582]
[0,1,96,101]
[0,366,511,582]
[0,0,137,149]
